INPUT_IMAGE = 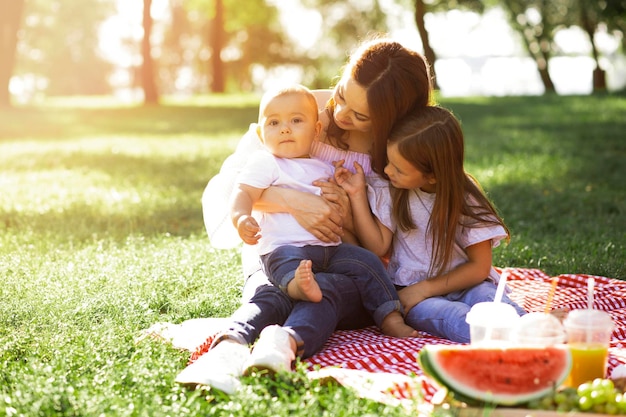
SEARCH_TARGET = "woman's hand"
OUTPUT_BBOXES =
[256,186,344,243]
[288,191,344,243]
[314,177,354,234]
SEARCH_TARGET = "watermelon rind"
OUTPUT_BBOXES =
[418,344,572,406]
[418,348,481,406]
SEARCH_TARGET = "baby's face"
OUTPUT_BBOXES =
[258,93,320,159]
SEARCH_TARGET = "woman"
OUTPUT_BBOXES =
[177,36,434,394]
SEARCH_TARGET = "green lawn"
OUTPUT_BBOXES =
[0,93,624,416]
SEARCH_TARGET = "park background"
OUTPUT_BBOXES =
[0,1,625,416]
[1,0,626,105]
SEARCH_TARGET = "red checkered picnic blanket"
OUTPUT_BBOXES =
[189,268,626,402]
[302,268,626,400]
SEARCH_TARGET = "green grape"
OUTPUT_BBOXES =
[590,388,607,405]
[553,391,569,405]
[607,390,619,405]
[556,402,572,412]
[525,399,542,410]
[605,402,619,415]
[539,395,554,409]
[592,403,607,414]
[577,381,593,397]
[617,392,626,414]
[578,394,594,411]
[592,377,615,393]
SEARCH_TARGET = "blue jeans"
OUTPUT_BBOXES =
[216,268,293,346]
[260,243,402,328]
[218,266,374,359]
[282,271,374,358]
[403,280,527,343]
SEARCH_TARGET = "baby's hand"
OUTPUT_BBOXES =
[236,215,261,245]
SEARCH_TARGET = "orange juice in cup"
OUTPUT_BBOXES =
[563,309,613,388]
[565,343,609,387]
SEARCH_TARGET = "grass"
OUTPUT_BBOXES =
[0,93,624,416]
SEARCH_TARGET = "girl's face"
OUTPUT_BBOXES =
[332,76,372,133]
[384,143,436,193]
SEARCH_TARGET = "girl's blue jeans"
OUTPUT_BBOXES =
[403,280,527,343]
[260,243,401,328]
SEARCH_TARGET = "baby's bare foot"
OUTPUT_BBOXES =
[287,260,322,302]
[381,312,419,338]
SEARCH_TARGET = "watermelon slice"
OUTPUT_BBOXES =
[418,344,572,406]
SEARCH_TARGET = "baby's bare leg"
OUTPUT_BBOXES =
[286,260,322,302]
[381,311,419,338]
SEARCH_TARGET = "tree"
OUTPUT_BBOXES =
[499,0,567,93]
[577,0,626,92]
[412,0,484,92]
[142,0,159,104]
[299,0,389,88]
[175,0,294,93]
[599,0,626,51]
[578,0,606,91]
[209,0,225,92]
[15,0,114,97]
[0,0,25,107]
[414,0,438,89]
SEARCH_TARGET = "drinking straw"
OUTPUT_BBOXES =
[587,277,595,310]
[484,268,511,343]
[493,268,509,303]
[543,277,559,314]
[587,277,595,343]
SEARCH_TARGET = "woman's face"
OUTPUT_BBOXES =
[332,76,372,133]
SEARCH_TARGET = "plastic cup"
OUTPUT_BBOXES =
[466,302,521,345]
[563,309,614,387]
[512,312,566,346]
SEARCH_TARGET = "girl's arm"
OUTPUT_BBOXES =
[254,186,344,243]
[335,162,393,256]
[398,240,493,312]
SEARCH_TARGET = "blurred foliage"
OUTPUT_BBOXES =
[298,0,389,88]
[7,0,626,98]
[161,0,298,93]
[16,0,115,95]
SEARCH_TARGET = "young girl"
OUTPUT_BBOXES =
[335,106,526,343]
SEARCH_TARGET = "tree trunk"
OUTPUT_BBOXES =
[579,0,606,91]
[501,0,556,94]
[537,65,556,93]
[414,0,438,90]
[142,0,159,104]
[0,0,25,107]
[210,0,225,92]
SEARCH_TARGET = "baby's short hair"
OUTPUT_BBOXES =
[258,84,318,123]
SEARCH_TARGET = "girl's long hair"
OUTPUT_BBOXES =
[325,36,433,176]
[389,106,510,278]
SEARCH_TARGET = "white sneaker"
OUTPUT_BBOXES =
[175,340,250,394]
[245,325,295,375]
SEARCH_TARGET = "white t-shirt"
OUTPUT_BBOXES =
[236,149,337,255]
[369,186,507,287]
